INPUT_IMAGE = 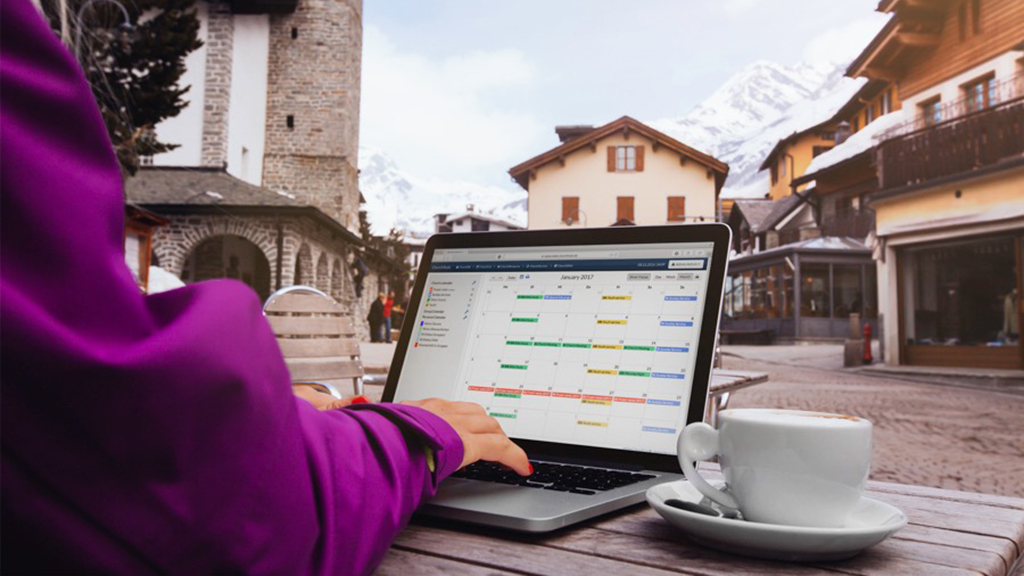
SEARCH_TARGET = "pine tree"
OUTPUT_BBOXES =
[41,0,202,176]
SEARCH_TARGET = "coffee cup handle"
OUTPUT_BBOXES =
[677,422,740,510]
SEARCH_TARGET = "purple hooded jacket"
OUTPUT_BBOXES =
[0,1,464,573]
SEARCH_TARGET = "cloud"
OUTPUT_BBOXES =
[360,25,546,186]
[801,14,890,69]
[721,0,759,16]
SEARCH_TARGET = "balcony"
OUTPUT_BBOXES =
[876,97,1024,191]
[821,210,875,239]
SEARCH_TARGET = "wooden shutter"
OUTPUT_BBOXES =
[668,196,686,222]
[635,145,645,171]
[562,196,579,224]
[607,147,616,171]
[617,197,635,223]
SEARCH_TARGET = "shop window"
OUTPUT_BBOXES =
[801,263,829,318]
[864,265,877,319]
[901,236,1017,347]
[832,265,863,318]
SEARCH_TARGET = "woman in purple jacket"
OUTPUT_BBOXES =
[0,0,529,573]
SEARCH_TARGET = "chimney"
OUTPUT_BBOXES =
[555,125,595,143]
[835,121,851,145]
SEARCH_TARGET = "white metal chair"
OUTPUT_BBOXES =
[263,286,364,398]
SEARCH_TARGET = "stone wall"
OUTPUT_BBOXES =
[201,1,234,168]
[150,211,392,340]
[263,0,362,231]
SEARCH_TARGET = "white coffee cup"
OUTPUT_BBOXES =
[678,408,872,528]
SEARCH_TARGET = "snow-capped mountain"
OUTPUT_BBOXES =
[650,60,864,199]
[359,147,526,236]
[361,23,883,232]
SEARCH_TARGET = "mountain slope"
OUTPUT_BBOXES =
[359,147,526,236]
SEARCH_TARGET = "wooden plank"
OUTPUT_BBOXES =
[586,506,981,576]
[542,521,843,576]
[866,481,1024,512]
[394,523,686,576]
[276,337,360,358]
[265,292,345,314]
[893,524,1019,575]
[866,491,1024,542]
[267,316,347,336]
[376,548,522,576]
[285,357,363,380]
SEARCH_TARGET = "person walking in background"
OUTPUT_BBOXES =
[367,292,386,342]
[384,291,396,344]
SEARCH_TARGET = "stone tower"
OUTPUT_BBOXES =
[263,0,362,233]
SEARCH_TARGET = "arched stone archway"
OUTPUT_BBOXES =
[315,252,329,292]
[331,259,342,301]
[181,234,272,301]
[294,244,313,286]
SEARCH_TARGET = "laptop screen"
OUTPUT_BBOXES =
[391,241,715,456]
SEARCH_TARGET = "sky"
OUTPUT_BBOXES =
[359,0,887,191]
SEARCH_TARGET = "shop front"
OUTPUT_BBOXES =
[896,233,1022,369]
[722,238,879,340]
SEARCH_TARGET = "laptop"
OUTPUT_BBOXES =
[382,223,732,532]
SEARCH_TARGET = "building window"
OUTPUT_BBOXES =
[819,131,836,141]
[801,263,829,318]
[667,196,686,222]
[617,196,635,222]
[812,145,832,157]
[964,74,996,113]
[880,89,893,115]
[616,146,636,171]
[865,104,876,125]
[919,97,941,127]
[471,219,489,232]
[770,162,778,185]
[852,116,860,132]
[900,236,1017,348]
[562,196,580,225]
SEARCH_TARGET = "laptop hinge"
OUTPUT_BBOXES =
[530,454,646,472]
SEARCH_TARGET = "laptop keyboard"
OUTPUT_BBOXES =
[449,460,657,495]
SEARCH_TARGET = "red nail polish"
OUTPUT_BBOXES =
[528,464,534,475]
[351,395,369,405]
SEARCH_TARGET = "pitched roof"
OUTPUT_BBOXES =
[731,199,775,230]
[756,193,807,233]
[508,116,729,192]
[442,212,525,230]
[125,166,300,207]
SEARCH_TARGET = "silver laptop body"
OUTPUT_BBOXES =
[383,224,732,532]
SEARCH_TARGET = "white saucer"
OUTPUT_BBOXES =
[646,480,907,562]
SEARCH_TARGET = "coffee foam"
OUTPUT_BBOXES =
[722,409,867,427]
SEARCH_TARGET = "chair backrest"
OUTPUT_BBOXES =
[263,286,363,396]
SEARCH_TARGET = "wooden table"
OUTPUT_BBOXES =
[707,369,769,426]
[377,465,1024,576]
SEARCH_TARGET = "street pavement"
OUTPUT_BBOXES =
[360,341,1024,498]
[722,343,1024,498]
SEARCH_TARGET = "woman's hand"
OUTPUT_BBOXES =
[401,398,531,476]
[293,385,368,411]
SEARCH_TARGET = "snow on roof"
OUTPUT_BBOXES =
[443,212,525,229]
[804,110,906,176]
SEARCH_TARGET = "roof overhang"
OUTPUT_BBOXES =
[847,7,944,81]
[508,116,729,192]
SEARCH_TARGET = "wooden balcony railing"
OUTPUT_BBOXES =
[876,98,1024,191]
[821,210,875,239]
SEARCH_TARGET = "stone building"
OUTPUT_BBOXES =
[126,0,397,335]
